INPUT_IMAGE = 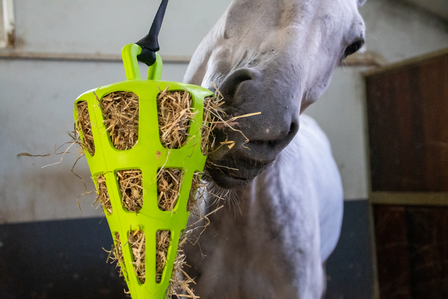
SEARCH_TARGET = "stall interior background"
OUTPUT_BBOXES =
[0,0,447,298]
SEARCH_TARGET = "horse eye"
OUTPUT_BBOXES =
[344,40,364,57]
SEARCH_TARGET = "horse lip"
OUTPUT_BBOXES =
[205,167,254,190]
[225,169,252,181]
[205,153,274,189]
[205,170,249,190]
[214,154,274,172]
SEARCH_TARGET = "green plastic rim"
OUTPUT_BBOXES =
[74,44,213,299]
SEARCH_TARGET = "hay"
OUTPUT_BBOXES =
[168,231,198,298]
[187,172,205,213]
[117,169,144,213]
[202,84,261,156]
[102,91,139,150]
[107,232,126,278]
[95,174,113,215]
[157,169,183,211]
[76,87,231,155]
[201,93,224,156]
[157,85,238,156]
[76,101,95,156]
[74,86,250,298]
[157,88,197,149]
[157,169,205,213]
[156,230,171,283]
[129,228,146,284]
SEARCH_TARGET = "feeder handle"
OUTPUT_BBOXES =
[122,43,162,81]
[135,0,169,66]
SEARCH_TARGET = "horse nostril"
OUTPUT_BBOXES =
[289,121,299,139]
[219,68,257,104]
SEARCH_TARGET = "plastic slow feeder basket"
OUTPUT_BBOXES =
[74,43,212,299]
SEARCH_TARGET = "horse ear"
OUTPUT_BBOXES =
[358,0,366,6]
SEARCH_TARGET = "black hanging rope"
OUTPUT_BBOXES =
[136,0,169,66]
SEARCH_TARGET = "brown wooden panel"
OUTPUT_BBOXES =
[374,204,448,299]
[374,205,412,298]
[365,52,448,192]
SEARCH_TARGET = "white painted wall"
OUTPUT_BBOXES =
[11,0,230,57]
[1,0,447,223]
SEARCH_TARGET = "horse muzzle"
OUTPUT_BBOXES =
[205,67,300,189]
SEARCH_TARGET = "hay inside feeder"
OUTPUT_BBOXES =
[157,169,183,211]
[76,101,95,156]
[188,172,205,213]
[101,91,139,150]
[156,230,171,283]
[201,94,224,156]
[107,232,126,278]
[76,87,228,157]
[117,169,144,213]
[95,174,113,215]
[129,228,146,284]
[168,231,200,298]
[157,88,196,149]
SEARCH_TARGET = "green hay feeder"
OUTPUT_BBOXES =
[74,43,212,298]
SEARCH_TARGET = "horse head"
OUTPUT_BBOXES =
[184,0,366,189]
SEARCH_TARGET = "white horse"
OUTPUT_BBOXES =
[183,0,366,298]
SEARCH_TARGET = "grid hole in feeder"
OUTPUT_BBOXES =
[129,228,146,284]
[157,169,183,211]
[157,88,197,149]
[101,91,139,150]
[95,174,113,215]
[117,169,143,212]
[75,101,95,156]
[188,172,205,212]
[156,230,171,283]
[201,95,216,156]
[110,232,126,278]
